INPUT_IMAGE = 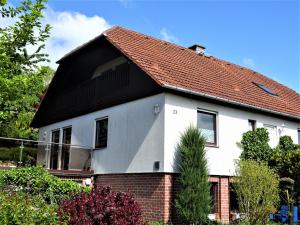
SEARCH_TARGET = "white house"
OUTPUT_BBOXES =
[31,26,300,224]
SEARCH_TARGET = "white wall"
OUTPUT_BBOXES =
[164,93,299,176]
[39,93,165,174]
[39,92,299,176]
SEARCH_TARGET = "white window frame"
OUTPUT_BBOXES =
[94,117,109,149]
[197,108,219,147]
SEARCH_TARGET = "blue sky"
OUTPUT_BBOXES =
[8,0,300,92]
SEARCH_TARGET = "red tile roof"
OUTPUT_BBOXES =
[103,26,300,119]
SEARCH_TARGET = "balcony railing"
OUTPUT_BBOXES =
[0,137,93,172]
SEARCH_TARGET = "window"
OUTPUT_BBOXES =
[61,127,72,170]
[197,110,217,145]
[298,129,300,144]
[50,130,60,170]
[95,118,108,148]
[210,182,219,213]
[253,82,277,96]
[248,119,256,131]
[230,184,239,212]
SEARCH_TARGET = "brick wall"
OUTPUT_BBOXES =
[96,173,168,222]
[95,173,230,224]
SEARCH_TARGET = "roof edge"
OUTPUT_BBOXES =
[163,84,300,121]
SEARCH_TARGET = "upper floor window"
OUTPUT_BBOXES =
[95,118,108,149]
[248,119,256,131]
[298,129,300,144]
[197,110,217,146]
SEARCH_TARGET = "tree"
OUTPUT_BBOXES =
[175,126,211,225]
[269,139,300,208]
[0,0,51,76]
[233,160,279,225]
[0,0,52,139]
[240,128,272,162]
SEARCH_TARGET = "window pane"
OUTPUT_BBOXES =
[50,130,60,170]
[210,182,219,213]
[298,129,300,144]
[62,127,71,170]
[95,118,108,148]
[197,111,216,144]
[248,120,256,131]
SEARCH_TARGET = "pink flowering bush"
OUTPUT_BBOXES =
[58,186,145,225]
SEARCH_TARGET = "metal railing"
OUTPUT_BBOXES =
[0,136,93,171]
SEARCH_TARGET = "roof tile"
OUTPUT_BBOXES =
[105,26,300,118]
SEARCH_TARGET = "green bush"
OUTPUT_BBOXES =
[0,191,61,225]
[278,135,296,151]
[240,128,272,162]
[175,126,211,225]
[233,160,279,225]
[0,166,83,204]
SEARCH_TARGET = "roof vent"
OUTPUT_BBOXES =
[188,44,206,55]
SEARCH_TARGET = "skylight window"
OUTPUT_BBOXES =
[253,82,277,96]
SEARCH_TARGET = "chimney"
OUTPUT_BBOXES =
[188,44,206,55]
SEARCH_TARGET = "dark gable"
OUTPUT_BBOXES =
[31,38,162,128]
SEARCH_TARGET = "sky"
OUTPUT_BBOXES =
[4,0,300,92]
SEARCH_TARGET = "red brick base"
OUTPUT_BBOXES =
[95,173,230,224]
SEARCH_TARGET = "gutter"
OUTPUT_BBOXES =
[163,84,300,121]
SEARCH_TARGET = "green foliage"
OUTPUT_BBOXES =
[240,128,272,162]
[0,66,53,139]
[270,148,300,178]
[0,166,84,204]
[233,160,279,225]
[0,191,61,225]
[0,0,6,6]
[175,126,211,225]
[278,135,297,152]
[269,146,300,204]
[0,0,51,75]
[0,0,53,139]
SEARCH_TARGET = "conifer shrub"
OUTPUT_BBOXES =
[58,185,145,225]
[175,126,211,225]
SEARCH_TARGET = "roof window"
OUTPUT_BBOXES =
[253,82,277,96]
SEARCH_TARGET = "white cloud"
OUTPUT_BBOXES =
[160,28,179,44]
[242,57,255,68]
[0,6,111,69]
[43,8,111,68]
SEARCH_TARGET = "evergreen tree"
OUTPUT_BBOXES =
[175,126,211,225]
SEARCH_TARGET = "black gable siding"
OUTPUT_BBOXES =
[31,39,162,128]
